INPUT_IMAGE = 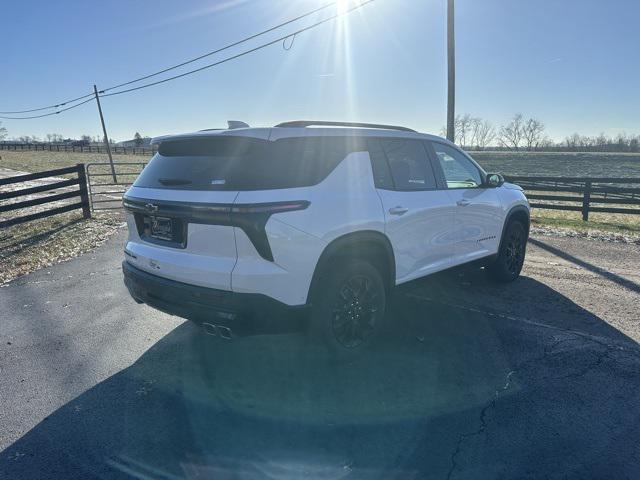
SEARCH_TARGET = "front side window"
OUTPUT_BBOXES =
[431,143,484,189]
[380,138,436,190]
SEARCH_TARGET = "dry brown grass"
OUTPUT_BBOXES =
[531,208,640,239]
[0,211,124,285]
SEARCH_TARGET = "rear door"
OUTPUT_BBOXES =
[372,137,457,283]
[123,135,268,291]
[427,141,503,263]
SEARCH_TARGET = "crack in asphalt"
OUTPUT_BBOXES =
[445,336,569,480]
[553,347,611,380]
[406,292,640,357]
[443,333,635,480]
[403,291,640,479]
[2,266,118,289]
[445,369,516,480]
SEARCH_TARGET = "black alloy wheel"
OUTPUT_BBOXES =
[331,274,380,349]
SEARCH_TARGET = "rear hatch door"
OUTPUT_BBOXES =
[123,134,268,291]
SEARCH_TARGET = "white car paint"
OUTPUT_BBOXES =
[123,125,529,307]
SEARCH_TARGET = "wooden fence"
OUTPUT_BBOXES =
[86,162,147,211]
[0,143,155,156]
[0,164,91,229]
[506,176,640,220]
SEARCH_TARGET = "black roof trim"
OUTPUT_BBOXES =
[274,121,416,133]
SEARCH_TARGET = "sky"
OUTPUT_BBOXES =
[2,0,639,142]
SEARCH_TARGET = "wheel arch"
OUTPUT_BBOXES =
[308,230,396,304]
[499,204,530,251]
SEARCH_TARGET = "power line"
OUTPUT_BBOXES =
[0,1,339,115]
[100,1,338,94]
[0,92,94,115]
[101,0,374,98]
[0,0,374,119]
[0,97,94,120]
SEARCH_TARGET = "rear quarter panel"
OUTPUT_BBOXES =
[232,152,385,305]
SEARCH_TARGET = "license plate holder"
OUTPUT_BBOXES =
[150,216,173,241]
[135,212,187,248]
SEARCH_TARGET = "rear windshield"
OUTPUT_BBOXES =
[133,136,366,191]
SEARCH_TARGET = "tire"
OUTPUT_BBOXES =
[309,259,387,354]
[487,220,527,282]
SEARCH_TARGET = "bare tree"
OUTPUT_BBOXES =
[440,114,479,147]
[498,114,525,151]
[470,118,495,150]
[522,117,546,150]
[537,136,554,149]
[455,114,474,148]
[564,133,581,150]
[0,121,7,141]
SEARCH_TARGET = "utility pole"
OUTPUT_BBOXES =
[446,0,455,143]
[93,85,117,183]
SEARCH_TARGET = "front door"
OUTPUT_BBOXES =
[428,141,503,263]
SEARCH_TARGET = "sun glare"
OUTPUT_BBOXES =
[336,0,353,15]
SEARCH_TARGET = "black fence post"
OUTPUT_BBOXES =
[77,164,92,219]
[582,180,592,221]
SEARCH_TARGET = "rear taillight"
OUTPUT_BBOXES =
[231,201,310,262]
[231,201,310,215]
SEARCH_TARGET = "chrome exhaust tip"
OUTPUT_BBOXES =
[202,322,234,340]
[217,325,234,340]
[202,322,218,336]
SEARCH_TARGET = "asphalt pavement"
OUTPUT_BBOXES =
[1,229,639,479]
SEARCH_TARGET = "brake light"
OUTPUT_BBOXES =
[231,201,310,214]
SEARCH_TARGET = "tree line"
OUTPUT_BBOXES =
[0,123,148,147]
[1,118,639,153]
[443,113,640,153]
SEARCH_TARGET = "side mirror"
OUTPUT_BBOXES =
[485,173,505,188]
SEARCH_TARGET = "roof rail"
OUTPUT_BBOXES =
[274,120,416,133]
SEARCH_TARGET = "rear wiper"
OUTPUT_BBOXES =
[158,178,193,186]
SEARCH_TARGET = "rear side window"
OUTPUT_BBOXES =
[133,136,367,191]
[380,138,436,190]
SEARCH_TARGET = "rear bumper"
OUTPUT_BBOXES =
[122,261,308,336]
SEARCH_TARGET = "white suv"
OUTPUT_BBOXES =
[122,121,529,349]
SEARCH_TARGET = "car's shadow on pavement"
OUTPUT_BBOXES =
[2,272,639,480]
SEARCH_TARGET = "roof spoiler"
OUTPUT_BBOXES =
[151,121,251,145]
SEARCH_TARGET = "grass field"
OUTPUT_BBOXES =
[0,150,144,175]
[472,151,640,178]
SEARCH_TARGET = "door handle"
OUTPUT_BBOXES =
[456,199,471,207]
[389,206,409,216]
